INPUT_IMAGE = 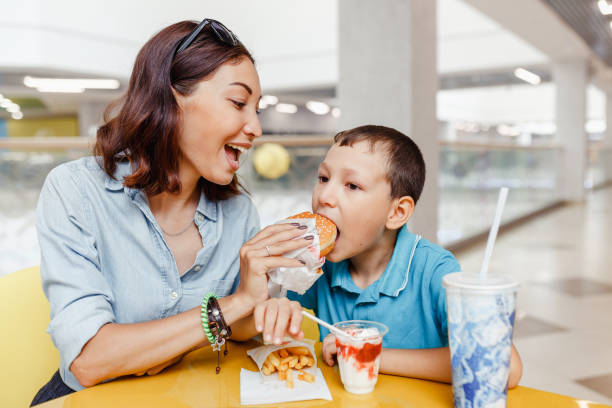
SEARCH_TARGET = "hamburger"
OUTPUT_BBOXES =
[288,211,337,256]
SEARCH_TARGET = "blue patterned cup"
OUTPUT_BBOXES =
[443,273,519,408]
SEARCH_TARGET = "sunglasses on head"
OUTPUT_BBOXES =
[175,18,239,56]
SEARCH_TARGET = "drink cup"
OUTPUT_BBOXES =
[443,272,519,408]
[333,320,388,394]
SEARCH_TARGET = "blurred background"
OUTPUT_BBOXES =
[1,0,612,403]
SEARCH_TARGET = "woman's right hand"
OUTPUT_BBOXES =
[235,222,312,310]
[253,297,304,344]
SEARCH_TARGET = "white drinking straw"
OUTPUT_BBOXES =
[479,187,509,279]
[301,310,356,340]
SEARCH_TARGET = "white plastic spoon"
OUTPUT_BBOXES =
[301,310,357,341]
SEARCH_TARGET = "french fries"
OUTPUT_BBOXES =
[297,370,315,383]
[286,367,294,388]
[260,347,316,387]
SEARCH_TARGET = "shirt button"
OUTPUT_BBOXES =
[194,265,201,272]
[197,214,204,222]
[170,291,178,300]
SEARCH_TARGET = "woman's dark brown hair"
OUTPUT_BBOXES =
[94,20,254,200]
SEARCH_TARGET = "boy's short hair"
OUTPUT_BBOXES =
[333,125,426,203]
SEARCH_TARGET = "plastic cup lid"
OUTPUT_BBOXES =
[442,272,519,292]
[333,320,389,339]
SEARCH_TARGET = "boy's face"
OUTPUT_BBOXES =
[312,141,395,263]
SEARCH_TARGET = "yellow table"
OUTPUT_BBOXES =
[38,340,610,408]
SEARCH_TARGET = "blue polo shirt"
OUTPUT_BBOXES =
[288,225,461,349]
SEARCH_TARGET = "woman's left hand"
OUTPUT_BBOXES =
[253,297,304,344]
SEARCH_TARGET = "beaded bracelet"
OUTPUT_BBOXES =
[208,296,232,340]
[200,292,217,345]
[201,293,231,374]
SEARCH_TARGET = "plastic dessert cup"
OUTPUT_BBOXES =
[333,320,389,394]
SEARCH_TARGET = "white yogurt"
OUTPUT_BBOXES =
[336,328,383,394]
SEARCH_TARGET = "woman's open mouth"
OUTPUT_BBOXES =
[224,143,247,170]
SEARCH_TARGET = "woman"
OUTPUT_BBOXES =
[32,19,306,405]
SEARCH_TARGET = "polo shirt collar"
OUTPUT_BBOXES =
[378,225,419,297]
[327,225,418,302]
[328,260,379,304]
[330,260,354,292]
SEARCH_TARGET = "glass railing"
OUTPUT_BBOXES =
[0,144,89,276]
[438,142,562,245]
[1,135,606,276]
[238,139,329,228]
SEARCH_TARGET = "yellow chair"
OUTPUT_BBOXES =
[0,266,318,407]
[0,266,59,407]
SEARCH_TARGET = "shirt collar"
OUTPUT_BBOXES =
[329,225,418,298]
[104,160,217,222]
[377,225,418,297]
[104,159,133,191]
[327,259,380,304]
[330,260,352,291]
[196,188,217,222]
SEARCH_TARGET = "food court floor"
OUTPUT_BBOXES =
[455,185,612,404]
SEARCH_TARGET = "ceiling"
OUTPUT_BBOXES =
[0,0,609,122]
[542,0,612,67]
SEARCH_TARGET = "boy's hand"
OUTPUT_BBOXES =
[253,297,304,344]
[322,333,338,366]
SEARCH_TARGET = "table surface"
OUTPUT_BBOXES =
[39,340,611,408]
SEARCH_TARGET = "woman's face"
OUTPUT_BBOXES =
[176,58,262,186]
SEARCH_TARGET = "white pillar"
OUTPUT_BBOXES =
[553,60,588,202]
[78,102,107,138]
[606,92,612,184]
[337,0,439,242]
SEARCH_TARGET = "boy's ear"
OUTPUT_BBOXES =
[386,195,415,230]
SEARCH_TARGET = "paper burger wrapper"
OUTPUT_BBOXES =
[267,218,325,298]
[246,338,318,382]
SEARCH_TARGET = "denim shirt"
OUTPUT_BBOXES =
[36,157,260,391]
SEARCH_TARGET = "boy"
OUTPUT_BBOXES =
[288,125,523,387]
